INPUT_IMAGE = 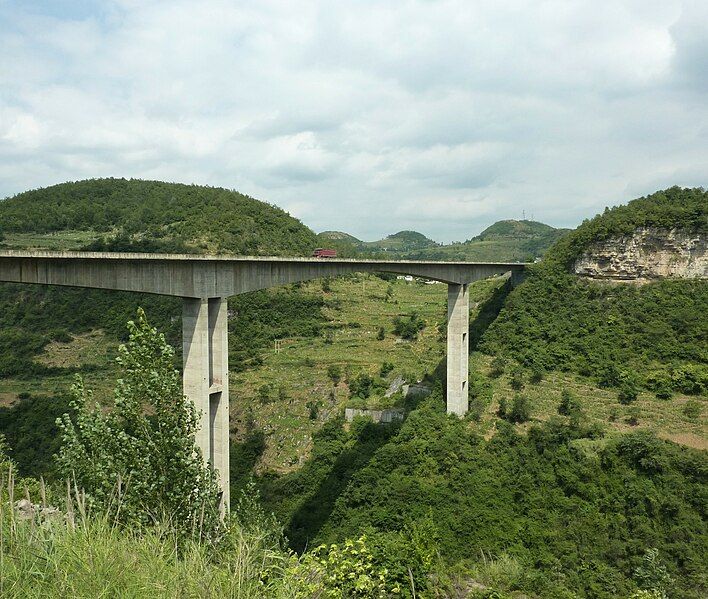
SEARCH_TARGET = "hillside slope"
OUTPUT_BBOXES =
[316,220,567,262]
[482,187,708,396]
[0,179,321,381]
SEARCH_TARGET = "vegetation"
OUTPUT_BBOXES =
[56,309,222,540]
[316,220,568,262]
[544,186,707,268]
[0,182,706,597]
[260,392,707,598]
[482,264,708,397]
[0,178,317,255]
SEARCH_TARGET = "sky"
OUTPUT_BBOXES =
[0,1,706,242]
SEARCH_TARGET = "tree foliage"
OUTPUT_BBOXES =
[55,309,221,540]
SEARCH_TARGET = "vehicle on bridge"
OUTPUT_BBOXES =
[312,248,337,258]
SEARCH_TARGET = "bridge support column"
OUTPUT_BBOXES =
[182,297,230,513]
[447,283,469,416]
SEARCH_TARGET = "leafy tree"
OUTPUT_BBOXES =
[508,394,532,423]
[55,309,221,540]
[558,389,581,418]
[529,364,544,384]
[490,356,506,378]
[392,312,425,340]
[633,548,674,598]
[380,362,394,378]
[327,364,342,386]
[509,366,525,391]
[376,326,385,340]
[618,378,640,405]
[349,373,375,399]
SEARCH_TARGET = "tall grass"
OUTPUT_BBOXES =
[0,469,298,599]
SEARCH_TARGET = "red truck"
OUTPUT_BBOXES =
[312,248,337,258]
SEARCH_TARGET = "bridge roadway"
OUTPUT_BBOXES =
[0,250,527,510]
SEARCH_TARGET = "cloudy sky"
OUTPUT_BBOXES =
[1,0,706,241]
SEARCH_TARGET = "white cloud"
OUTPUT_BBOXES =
[0,0,705,241]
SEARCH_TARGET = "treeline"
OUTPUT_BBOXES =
[0,178,318,256]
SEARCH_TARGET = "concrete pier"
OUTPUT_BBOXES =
[446,283,469,416]
[182,297,230,512]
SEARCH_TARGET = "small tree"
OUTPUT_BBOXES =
[633,548,674,598]
[618,381,639,405]
[56,309,221,540]
[558,389,581,417]
[258,384,272,404]
[327,364,342,386]
[376,326,385,341]
[509,367,525,391]
[497,397,508,418]
[490,356,506,378]
[321,278,332,293]
[529,364,544,384]
[508,394,532,423]
[380,362,394,378]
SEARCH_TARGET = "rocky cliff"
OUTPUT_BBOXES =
[574,227,707,280]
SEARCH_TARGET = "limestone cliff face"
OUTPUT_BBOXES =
[574,228,707,281]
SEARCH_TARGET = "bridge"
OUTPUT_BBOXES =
[0,250,527,509]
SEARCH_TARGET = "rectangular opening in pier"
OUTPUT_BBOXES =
[209,391,221,466]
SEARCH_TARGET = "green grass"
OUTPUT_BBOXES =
[1,230,102,251]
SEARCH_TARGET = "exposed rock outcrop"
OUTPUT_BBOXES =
[574,228,707,281]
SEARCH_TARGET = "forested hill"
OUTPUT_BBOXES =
[481,186,708,398]
[0,178,317,256]
[545,186,707,268]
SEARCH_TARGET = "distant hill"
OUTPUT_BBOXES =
[318,231,362,244]
[473,219,557,240]
[315,221,567,262]
[0,178,317,256]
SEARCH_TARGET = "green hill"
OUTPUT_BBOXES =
[0,178,317,255]
[473,219,557,240]
[317,230,362,244]
[481,187,708,396]
[0,178,323,383]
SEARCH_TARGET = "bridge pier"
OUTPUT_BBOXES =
[182,297,230,513]
[446,283,469,416]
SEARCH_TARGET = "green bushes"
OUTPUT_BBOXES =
[392,312,426,340]
[262,393,707,598]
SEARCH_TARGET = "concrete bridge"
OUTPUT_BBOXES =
[0,250,527,508]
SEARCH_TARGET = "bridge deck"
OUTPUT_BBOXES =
[0,250,527,298]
